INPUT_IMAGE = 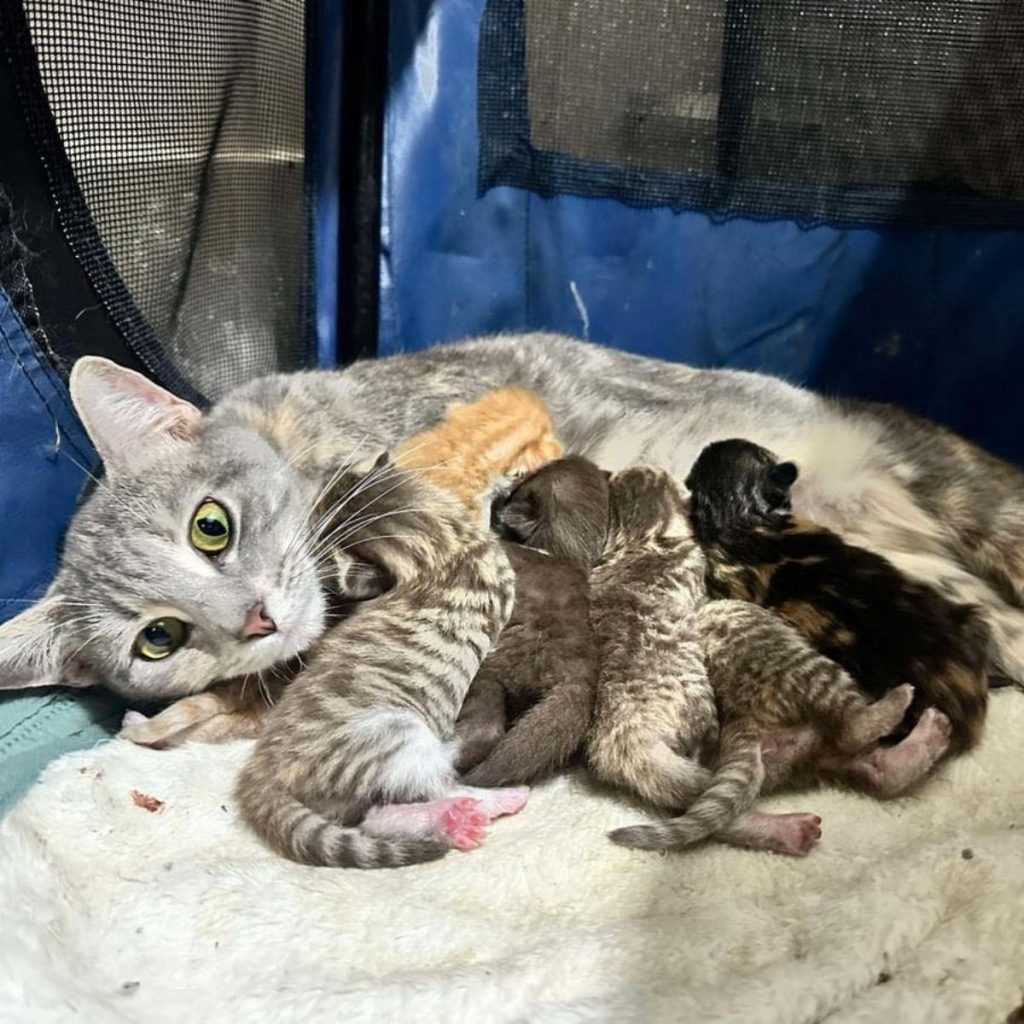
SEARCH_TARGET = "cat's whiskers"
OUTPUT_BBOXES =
[305,506,432,565]
[279,435,374,563]
[301,455,456,559]
[308,499,430,551]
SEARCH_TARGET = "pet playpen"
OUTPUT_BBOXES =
[1,0,1023,810]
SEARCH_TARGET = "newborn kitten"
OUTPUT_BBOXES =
[235,456,527,869]
[686,439,989,752]
[392,386,563,514]
[455,456,609,786]
[700,601,953,795]
[584,465,822,856]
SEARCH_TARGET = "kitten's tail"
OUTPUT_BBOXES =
[608,728,764,852]
[236,774,449,869]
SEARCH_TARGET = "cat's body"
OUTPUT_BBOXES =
[3,333,1023,711]
[453,456,610,786]
[454,542,597,786]
[582,465,822,856]
[686,439,990,752]
[699,602,954,796]
[235,458,527,869]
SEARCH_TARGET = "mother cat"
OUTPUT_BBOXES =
[2,331,1024,696]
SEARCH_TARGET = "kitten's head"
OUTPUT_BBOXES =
[0,358,366,700]
[685,439,797,540]
[491,456,610,570]
[605,466,692,545]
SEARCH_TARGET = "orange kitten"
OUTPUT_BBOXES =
[393,387,563,511]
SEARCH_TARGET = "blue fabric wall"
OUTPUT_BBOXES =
[378,0,1024,466]
[0,291,121,812]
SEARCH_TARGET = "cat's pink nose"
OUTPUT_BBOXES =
[240,602,277,640]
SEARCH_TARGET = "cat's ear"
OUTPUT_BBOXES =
[0,594,96,690]
[70,356,202,480]
[768,461,798,489]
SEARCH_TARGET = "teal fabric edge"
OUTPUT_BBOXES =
[0,688,124,816]
[0,296,123,817]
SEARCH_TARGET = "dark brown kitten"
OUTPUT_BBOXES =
[686,438,990,751]
[455,457,610,786]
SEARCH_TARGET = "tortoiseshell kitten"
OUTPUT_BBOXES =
[686,438,990,752]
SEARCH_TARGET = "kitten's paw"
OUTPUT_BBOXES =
[765,813,823,857]
[918,707,953,750]
[441,797,490,851]
[458,785,529,820]
[121,709,149,730]
[887,683,916,716]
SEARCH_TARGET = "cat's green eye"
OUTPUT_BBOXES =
[134,617,188,661]
[190,499,231,554]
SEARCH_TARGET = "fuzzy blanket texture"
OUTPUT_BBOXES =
[1,691,1022,1024]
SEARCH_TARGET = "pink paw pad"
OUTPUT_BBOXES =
[441,797,489,851]
[775,813,823,857]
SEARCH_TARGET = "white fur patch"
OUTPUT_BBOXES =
[345,708,454,801]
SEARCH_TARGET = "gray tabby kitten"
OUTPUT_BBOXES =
[236,456,528,868]
[585,466,822,856]
[612,601,947,851]
[2,334,1022,707]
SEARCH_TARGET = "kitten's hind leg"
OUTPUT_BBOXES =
[452,785,530,820]
[461,670,594,787]
[720,811,823,857]
[454,674,508,774]
[824,707,952,796]
[361,797,490,852]
[833,683,915,754]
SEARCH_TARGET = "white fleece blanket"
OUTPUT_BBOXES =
[1,691,1023,1024]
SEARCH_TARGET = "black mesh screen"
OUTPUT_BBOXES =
[2,0,309,400]
[480,0,1024,228]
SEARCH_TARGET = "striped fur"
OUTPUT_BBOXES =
[235,457,518,868]
[615,600,924,851]
[586,467,819,855]
[392,386,563,513]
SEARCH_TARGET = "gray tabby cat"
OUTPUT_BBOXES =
[1,333,1022,704]
[235,456,527,868]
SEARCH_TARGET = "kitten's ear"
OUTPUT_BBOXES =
[768,461,799,489]
[70,356,202,480]
[0,594,96,690]
[339,559,393,601]
[493,490,540,541]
